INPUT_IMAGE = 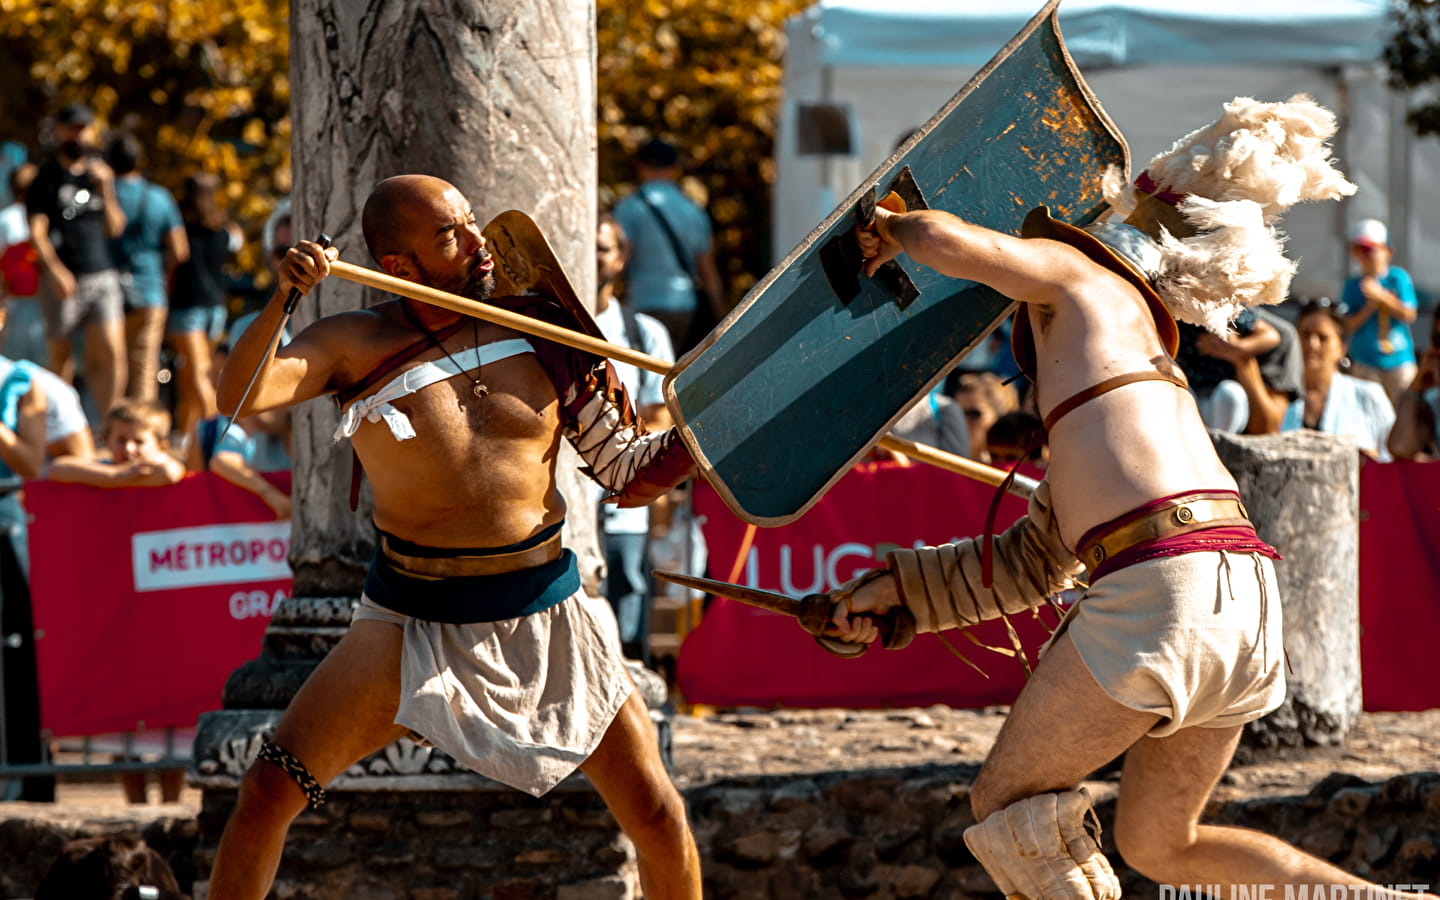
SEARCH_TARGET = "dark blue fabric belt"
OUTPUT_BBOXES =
[363,548,580,624]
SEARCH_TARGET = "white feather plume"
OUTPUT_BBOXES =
[1144,95,1357,221]
[1153,197,1296,334]
[1100,95,1355,331]
[1101,165,1136,219]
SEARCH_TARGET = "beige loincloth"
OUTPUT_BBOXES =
[1049,550,1285,738]
[352,588,633,796]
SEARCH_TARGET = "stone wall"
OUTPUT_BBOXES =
[688,768,1440,899]
[194,784,637,900]
[6,769,1437,898]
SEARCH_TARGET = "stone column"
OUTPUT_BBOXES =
[1212,430,1363,756]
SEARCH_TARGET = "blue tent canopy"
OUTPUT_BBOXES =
[803,0,1390,68]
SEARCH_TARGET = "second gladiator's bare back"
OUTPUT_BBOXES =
[321,301,567,548]
[1029,266,1238,550]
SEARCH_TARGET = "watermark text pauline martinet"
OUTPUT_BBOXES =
[1161,886,1430,900]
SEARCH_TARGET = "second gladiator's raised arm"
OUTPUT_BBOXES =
[217,239,345,416]
[860,207,1088,308]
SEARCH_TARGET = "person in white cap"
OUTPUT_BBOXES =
[1341,217,1418,405]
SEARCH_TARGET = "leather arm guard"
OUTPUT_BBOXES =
[963,787,1121,900]
[562,363,694,507]
[887,479,1085,634]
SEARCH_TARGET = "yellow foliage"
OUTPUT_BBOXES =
[0,0,292,295]
[598,0,813,308]
[2,0,812,306]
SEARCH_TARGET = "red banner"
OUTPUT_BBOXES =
[680,461,1054,708]
[26,473,292,737]
[682,460,1440,712]
[1357,461,1440,711]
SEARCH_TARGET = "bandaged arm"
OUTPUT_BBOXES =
[560,360,694,507]
[886,479,1084,633]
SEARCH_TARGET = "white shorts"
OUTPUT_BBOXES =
[1051,550,1285,738]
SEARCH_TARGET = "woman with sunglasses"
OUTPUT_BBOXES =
[1282,297,1395,461]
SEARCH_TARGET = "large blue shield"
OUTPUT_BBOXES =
[665,0,1127,525]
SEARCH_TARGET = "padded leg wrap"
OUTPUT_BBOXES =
[964,787,1121,900]
[257,739,328,809]
[888,478,1084,633]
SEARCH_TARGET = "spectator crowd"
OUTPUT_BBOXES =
[0,104,295,525]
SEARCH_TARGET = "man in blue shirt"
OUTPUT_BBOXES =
[106,133,188,403]
[1341,218,1418,405]
[613,138,724,354]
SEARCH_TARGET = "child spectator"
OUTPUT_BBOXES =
[1341,218,1418,405]
[47,399,185,487]
[986,410,1048,468]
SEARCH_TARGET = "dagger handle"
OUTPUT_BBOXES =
[801,594,917,655]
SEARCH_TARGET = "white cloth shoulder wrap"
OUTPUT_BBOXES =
[886,479,1084,634]
[964,787,1121,900]
[334,338,534,442]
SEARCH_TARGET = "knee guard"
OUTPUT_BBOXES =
[963,787,1120,900]
[887,478,1084,634]
[257,739,328,809]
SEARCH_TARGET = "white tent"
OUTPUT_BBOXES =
[775,0,1439,302]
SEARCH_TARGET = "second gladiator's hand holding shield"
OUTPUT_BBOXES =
[857,204,906,277]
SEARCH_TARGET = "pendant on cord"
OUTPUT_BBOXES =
[473,383,489,399]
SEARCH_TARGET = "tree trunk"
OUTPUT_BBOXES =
[287,0,600,596]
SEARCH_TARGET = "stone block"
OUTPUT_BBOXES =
[562,807,618,829]
[769,778,822,810]
[556,875,630,900]
[414,810,473,829]
[803,823,855,867]
[895,864,943,899]
[431,844,502,870]
[490,808,553,828]
[349,813,392,832]
[1359,824,1400,865]
[514,847,566,865]
[589,836,634,869]
[1298,826,1350,861]
[1328,786,1377,818]
[715,830,789,868]
[486,878,542,900]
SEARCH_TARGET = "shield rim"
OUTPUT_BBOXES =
[663,0,1131,526]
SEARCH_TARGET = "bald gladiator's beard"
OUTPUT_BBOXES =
[461,265,496,303]
[419,259,495,303]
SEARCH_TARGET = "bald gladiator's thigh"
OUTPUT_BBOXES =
[271,619,411,782]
